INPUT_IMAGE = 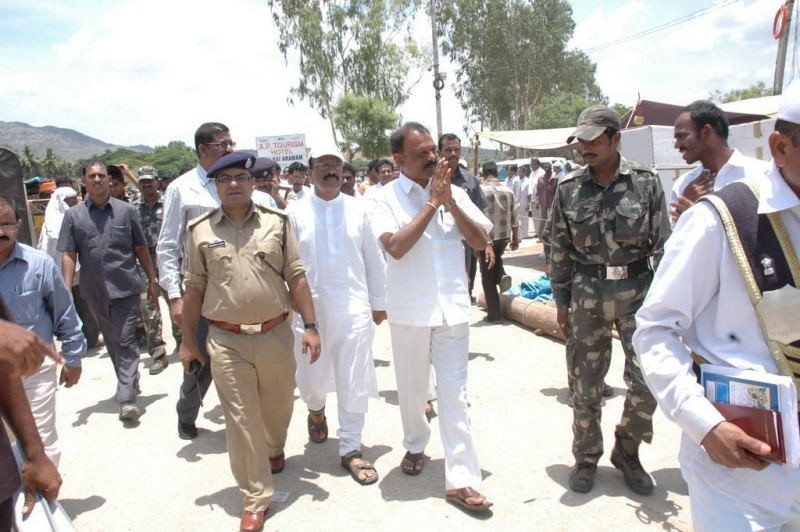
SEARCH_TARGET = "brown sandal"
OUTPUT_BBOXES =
[269,453,285,474]
[400,451,425,476]
[341,450,379,485]
[445,487,493,513]
[307,408,327,443]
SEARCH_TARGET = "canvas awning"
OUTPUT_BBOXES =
[478,127,574,151]
[719,95,780,118]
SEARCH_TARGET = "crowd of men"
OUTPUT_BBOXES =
[1,82,799,530]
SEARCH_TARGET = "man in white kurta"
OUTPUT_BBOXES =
[633,83,800,530]
[288,144,387,484]
[670,100,769,225]
[372,122,493,513]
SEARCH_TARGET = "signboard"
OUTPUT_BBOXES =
[256,134,307,166]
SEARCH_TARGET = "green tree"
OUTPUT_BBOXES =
[268,0,424,146]
[438,0,603,130]
[333,94,399,159]
[18,145,40,180]
[40,148,65,179]
[709,81,773,103]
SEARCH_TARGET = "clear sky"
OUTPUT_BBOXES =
[0,0,793,152]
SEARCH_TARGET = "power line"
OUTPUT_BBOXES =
[583,0,743,54]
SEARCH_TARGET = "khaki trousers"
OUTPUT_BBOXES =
[208,319,296,512]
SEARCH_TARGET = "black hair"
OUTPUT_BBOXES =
[82,160,107,177]
[508,164,518,172]
[342,162,356,176]
[530,158,541,167]
[775,119,800,147]
[390,122,430,154]
[482,161,498,177]
[287,162,308,174]
[683,100,729,140]
[376,158,393,171]
[194,122,229,151]
[55,176,73,187]
[437,133,460,150]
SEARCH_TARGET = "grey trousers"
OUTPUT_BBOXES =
[87,294,141,403]
[176,317,212,425]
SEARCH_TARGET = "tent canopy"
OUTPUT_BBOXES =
[479,98,772,151]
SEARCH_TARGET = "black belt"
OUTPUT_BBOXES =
[574,258,651,280]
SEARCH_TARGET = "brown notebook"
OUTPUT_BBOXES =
[713,402,786,464]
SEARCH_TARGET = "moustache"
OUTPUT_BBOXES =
[323,173,339,180]
[424,161,437,169]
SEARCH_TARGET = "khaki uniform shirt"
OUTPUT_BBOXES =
[549,156,670,308]
[183,202,306,323]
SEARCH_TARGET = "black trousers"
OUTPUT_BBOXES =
[479,239,509,321]
[176,317,212,425]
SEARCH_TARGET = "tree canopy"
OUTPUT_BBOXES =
[438,0,603,130]
[268,0,423,148]
[333,95,398,159]
[709,81,773,104]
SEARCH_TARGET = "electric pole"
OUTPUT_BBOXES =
[430,0,443,139]
[774,0,795,94]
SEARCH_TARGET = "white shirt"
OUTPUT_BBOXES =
[634,161,800,446]
[372,174,492,327]
[361,182,384,203]
[529,167,545,198]
[287,192,386,315]
[669,149,770,210]
[156,164,271,298]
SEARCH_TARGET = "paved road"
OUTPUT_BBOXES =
[54,240,692,531]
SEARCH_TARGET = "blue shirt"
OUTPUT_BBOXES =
[0,242,86,366]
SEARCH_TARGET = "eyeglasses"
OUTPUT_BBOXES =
[0,224,19,234]
[315,161,343,171]
[205,140,237,150]
[216,174,252,185]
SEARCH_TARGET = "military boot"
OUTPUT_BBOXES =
[568,462,597,493]
[610,435,653,495]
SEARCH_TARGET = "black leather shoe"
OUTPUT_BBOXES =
[568,462,597,493]
[178,421,198,440]
[610,440,654,495]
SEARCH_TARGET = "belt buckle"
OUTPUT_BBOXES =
[605,265,628,280]
[240,323,261,335]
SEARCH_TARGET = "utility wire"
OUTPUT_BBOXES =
[583,0,743,54]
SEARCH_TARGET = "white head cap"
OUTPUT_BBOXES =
[778,80,800,125]
[309,140,343,163]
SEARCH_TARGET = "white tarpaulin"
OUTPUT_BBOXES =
[478,127,574,150]
[720,95,780,118]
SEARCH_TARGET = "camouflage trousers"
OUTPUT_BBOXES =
[567,271,657,464]
[137,266,181,359]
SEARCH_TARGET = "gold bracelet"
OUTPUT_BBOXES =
[425,201,438,210]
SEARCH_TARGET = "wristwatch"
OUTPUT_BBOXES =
[304,322,318,330]
[443,198,457,211]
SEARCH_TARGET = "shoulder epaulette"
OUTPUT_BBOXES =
[256,203,288,219]
[629,162,657,176]
[187,209,216,230]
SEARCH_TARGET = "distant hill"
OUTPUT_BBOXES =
[0,121,153,162]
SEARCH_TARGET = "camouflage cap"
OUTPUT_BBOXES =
[566,105,621,144]
[137,165,158,179]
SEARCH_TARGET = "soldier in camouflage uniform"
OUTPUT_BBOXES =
[135,167,180,375]
[549,106,670,495]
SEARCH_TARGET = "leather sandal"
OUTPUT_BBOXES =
[400,451,425,475]
[340,450,379,485]
[269,453,285,474]
[445,487,493,513]
[307,408,327,443]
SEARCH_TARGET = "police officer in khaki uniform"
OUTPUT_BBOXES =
[179,152,321,532]
[549,106,670,495]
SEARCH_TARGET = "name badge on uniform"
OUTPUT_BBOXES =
[207,240,226,249]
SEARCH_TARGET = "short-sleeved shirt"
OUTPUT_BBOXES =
[183,202,306,324]
[57,196,148,300]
